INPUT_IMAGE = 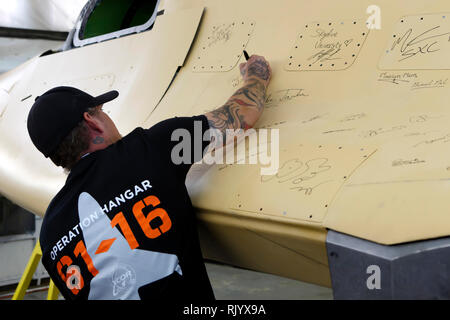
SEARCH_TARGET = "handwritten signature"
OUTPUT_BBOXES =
[409,114,443,123]
[392,158,426,167]
[302,113,328,124]
[261,157,333,195]
[308,47,342,65]
[323,128,355,134]
[377,72,418,85]
[265,89,308,108]
[359,125,407,138]
[391,26,450,62]
[312,28,338,40]
[411,78,448,90]
[307,27,354,65]
[413,133,450,148]
[290,180,333,195]
[340,113,366,122]
[208,24,234,47]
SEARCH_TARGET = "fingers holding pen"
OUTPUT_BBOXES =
[240,53,272,87]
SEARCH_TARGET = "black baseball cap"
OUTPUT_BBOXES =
[27,86,119,158]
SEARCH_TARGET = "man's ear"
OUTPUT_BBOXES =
[83,111,104,134]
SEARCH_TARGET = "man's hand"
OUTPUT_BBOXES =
[204,54,272,142]
[239,55,272,88]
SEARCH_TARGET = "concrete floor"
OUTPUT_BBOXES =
[0,261,332,300]
[205,262,333,300]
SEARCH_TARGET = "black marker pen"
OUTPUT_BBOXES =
[243,50,250,61]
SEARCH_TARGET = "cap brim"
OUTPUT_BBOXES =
[93,90,119,106]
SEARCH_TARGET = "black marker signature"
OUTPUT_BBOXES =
[377,72,418,85]
[265,89,308,108]
[391,26,450,62]
[308,47,342,65]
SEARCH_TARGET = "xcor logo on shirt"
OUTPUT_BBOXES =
[112,264,136,298]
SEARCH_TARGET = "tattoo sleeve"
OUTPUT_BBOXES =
[206,79,266,134]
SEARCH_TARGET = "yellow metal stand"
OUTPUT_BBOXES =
[12,241,59,300]
[47,279,60,300]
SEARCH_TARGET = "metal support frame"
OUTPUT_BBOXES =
[11,241,59,300]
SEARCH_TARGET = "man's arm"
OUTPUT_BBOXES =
[204,55,271,142]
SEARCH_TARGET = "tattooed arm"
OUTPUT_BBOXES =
[204,55,271,144]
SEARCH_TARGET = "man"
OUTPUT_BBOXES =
[26,55,271,300]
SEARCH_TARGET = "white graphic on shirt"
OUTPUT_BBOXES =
[112,263,136,297]
[78,192,182,300]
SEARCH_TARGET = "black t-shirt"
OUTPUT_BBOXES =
[40,115,214,300]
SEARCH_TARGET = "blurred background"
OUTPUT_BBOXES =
[0,0,87,74]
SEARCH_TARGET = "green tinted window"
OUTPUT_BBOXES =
[83,0,157,39]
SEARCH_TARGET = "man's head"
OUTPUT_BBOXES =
[27,86,121,170]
